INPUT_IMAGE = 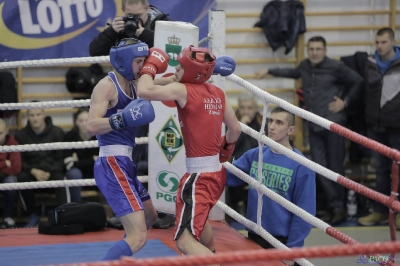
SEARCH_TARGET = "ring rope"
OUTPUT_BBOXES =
[1,57,398,265]
[227,74,400,162]
[0,138,148,153]
[216,200,313,266]
[0,56,110,69]
[0,100,90,111]
[53,241,400,266]
[0,176,147,191]
[241,122,400,213]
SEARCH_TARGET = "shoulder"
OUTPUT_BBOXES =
[92,76,117,99]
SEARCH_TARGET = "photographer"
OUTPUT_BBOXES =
[89,0,169,56]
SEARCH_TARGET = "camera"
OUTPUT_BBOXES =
[122,13,142,37]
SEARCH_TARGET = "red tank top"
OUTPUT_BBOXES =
[177,83,225,158]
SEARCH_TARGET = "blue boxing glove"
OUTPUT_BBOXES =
[109,99,155,130]
[213,55,236,76]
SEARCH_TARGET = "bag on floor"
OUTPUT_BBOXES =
[38,202,107,235]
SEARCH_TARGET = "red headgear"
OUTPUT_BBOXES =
[177,45,216,84]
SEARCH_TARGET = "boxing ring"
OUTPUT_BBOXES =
[1,11,400,266]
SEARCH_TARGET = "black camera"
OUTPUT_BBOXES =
[122,13,142,37]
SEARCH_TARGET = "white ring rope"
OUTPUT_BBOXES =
[0,100,90,111]
[227,74,333,130]
[216,201,313,266]
[0,138,148,153]
[223,161,330,234]
[0,176,148,190]
[0,56,110,69]
[241,123,339,183]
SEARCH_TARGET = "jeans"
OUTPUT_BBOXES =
[368,129,400,214]
[66,167,83,202]
[309,128,346,212]
[1,175,17,218]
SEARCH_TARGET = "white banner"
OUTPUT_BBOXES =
[149,21,199,214]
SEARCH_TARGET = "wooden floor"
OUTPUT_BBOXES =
[0,220,284,266]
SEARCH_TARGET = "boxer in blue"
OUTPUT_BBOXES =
[87,38,165,260]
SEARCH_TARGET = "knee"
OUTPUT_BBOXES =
[66,168,83,180]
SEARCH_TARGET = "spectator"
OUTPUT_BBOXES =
[357,28,400,227]
[227,92,262,216]
[256,36,363,224]
[89,0,169,56]
[15,106,66,227]
[0,118,21,228]
[226,107,316,266]
[64,107,99,203]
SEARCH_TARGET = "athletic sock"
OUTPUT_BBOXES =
[101,239,132,260]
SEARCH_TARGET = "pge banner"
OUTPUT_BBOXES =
[0,0,216,61]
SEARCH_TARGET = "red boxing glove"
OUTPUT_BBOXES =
[219,135,237,163]
[140,47,169,79]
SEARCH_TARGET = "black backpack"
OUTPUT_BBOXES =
[38,202,107,235]
[65,64,106,98]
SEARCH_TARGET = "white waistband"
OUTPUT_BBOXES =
[185,154,222,174]
[99,145,133,161]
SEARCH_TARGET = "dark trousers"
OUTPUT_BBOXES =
[1,175,17,218]
[248,232,300,266]
[18,171,67,215]
[368,129,400,214]
[309,128,346,213]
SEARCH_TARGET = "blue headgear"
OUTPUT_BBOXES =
[110,38,149,80]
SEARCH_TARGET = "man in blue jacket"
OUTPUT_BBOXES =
[226,107,316,266]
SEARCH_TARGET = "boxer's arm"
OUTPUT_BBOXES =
[137,75,187,105]
[86,78,116,136]
[223,94,242,143]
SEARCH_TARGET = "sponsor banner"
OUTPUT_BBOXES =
[0,0,216,61]
[148,21,199,214]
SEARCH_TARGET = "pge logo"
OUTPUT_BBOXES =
[156,171,179,194]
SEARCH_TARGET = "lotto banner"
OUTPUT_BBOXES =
[0,0,216,61]
[148,21,199,214]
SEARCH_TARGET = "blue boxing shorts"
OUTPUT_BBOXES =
[94,155,150,217]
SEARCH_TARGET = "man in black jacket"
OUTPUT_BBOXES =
[89,0,169,56]
[15,107,66,227]
[256,36,364,225]
[357,28,400,227]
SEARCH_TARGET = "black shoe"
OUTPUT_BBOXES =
[331,211,346,225]
[107,217,123,230]
[152,215,175,229]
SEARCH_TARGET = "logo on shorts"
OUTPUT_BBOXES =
[155,116,184,163]
[156,171,180,193]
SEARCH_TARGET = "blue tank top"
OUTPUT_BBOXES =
[97,72,137,147]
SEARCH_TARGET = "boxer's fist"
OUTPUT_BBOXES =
[109,99,155,130]
[219,135,237,163]
[213,55,236,76]
[140,47,169,79]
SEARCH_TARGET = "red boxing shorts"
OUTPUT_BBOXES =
[173,167,226,241]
